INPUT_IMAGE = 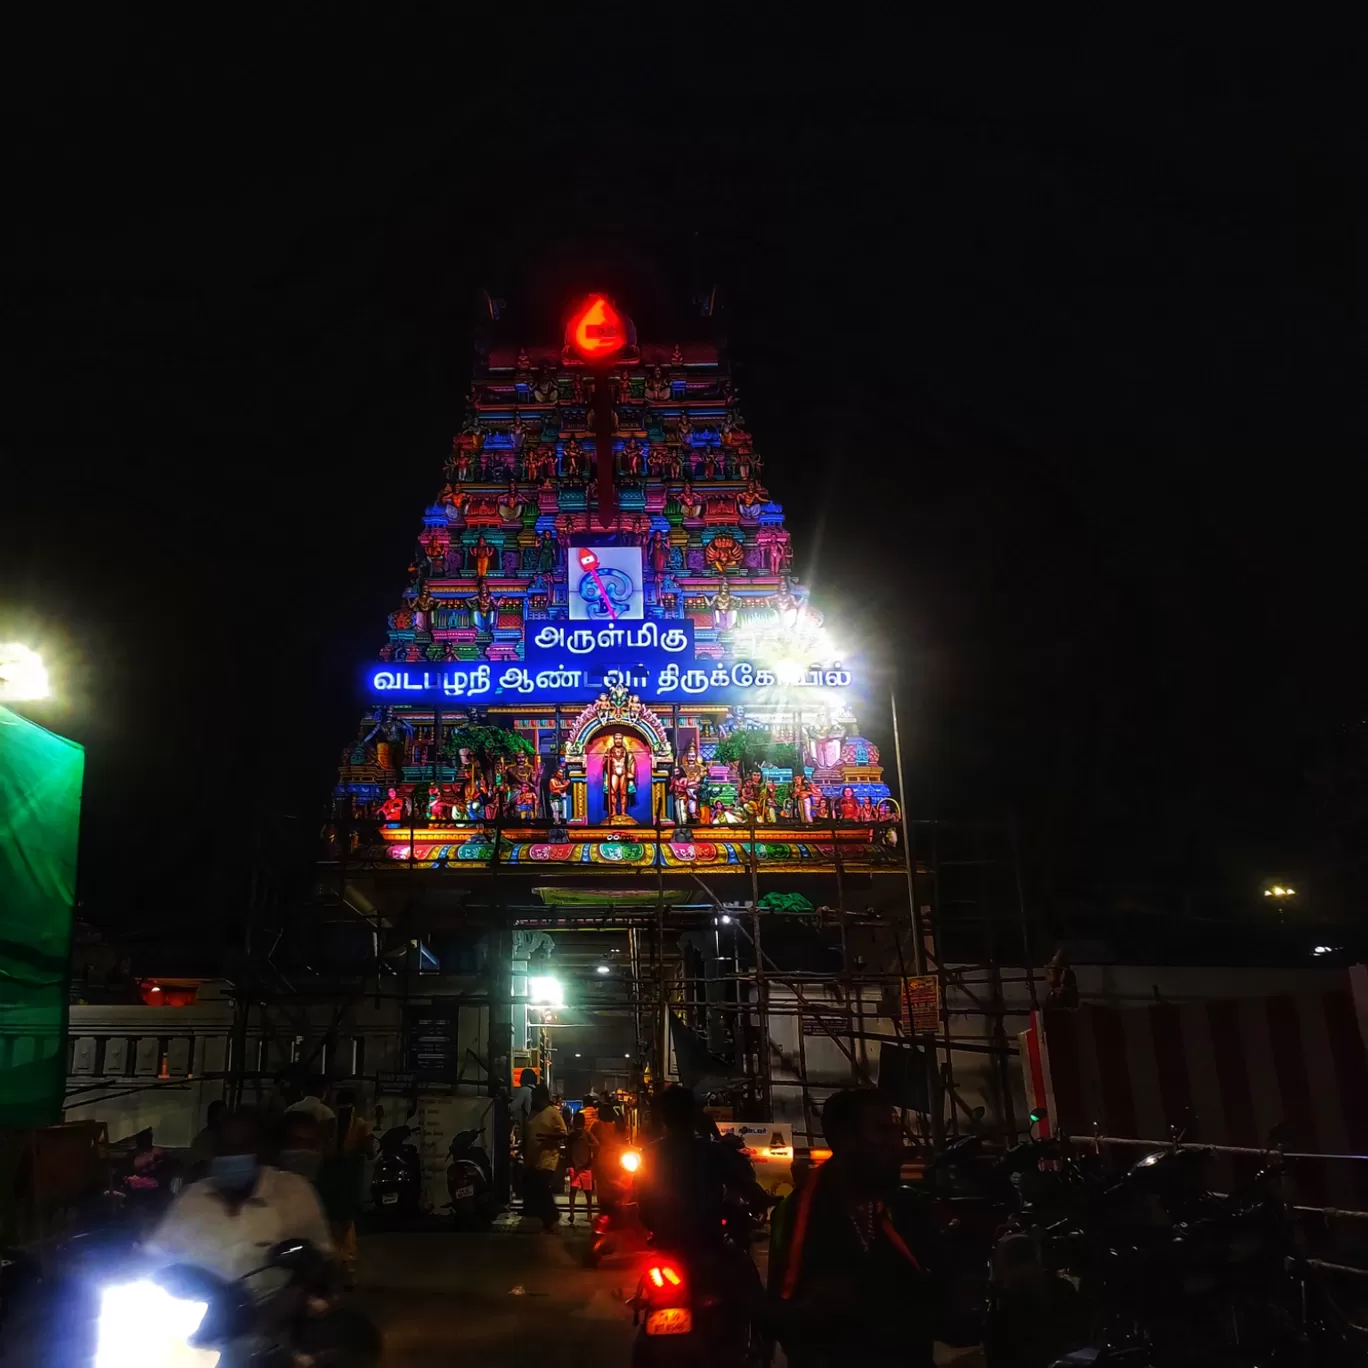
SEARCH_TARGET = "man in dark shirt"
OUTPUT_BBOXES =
[769,1088,942,1368]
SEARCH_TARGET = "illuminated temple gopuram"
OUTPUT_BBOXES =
[331,299,902,879]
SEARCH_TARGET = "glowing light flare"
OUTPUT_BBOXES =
[95,1280,218,1368]
[568,294,627,362]
[0,643,50,702]
[620,1149,641,1173]
[528,976,565,1007]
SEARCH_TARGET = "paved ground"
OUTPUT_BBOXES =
[354,1213,639,1368]
[354,1205,983,1367]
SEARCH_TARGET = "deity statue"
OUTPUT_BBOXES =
[763,781,780,825]
[791,773,815,824]
[765,535,789,577]
[471,578,497,634]
[410,586,440,632]
[470,533,495,579]
[452,447,474,482]
[701,449,717,481]
[497,480,526,523]
[440,480,468,513]
[621,437,644,476]
[670,767,698,823]
[710,577,737,630]
[362,710,413,773]
[532,364,559,404]
[515,780,538,822]
[677,481,703,519]
[773,576,800,629]
[670,343,684,365]
[515,346,531,373]
[536,529,557,574]
[838,785,860,821]
[645,365,671,401]
[548,767,570,823]
[509,409,527,450]
[379,787,406,823]
[563,439,584,479]
[647,530,669,577]
[736,448,753,481]
[604,731,634,821]
[736,478,768,516]
[676,411,693,449]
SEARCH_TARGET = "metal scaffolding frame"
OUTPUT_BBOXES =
[237,793,1041,1161]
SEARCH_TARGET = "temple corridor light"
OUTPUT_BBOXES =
[528,976,565,1007]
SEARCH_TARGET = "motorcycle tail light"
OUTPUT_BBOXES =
[648,1264,683,1290]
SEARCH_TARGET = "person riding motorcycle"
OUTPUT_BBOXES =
[634,1084,765,1350]
[636,1086,741,1254]
[145,1108,336,1327]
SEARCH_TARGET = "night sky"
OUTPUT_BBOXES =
[2,22,1358,949]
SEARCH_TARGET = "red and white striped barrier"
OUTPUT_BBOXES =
[1020,966,1368,1208]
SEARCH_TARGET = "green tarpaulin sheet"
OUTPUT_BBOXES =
[756,892,814,913]
[533,886,692,907]
[0,705,83,1126]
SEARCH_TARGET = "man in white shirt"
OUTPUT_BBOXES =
[146,1110,333,1303]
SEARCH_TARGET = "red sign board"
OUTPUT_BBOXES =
[900,975,940,1033]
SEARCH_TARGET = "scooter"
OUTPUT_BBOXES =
[587,1146,646,1267]
[446,1128,497,1225]
[629,1247,766,1368]
[96,1237,381,1366]
[371,1124,421,1223]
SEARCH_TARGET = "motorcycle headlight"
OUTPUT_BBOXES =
[96,1280,220,1368]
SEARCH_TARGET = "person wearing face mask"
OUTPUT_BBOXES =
[145,1108,334,1302]
[276,1111,325,1183]
[768,1089,944,1368]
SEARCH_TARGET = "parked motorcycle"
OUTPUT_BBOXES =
[446,1127,496,1225]
[371,1124,421,1223]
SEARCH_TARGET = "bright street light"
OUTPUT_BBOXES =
[1264,885,1297,899]
[596,964,611,975]
[0,644,49,702]
[528,976,564,1007]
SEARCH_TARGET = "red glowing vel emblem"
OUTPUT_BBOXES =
[568,294,627,362]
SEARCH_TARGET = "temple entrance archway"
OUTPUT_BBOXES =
[563,689,673,825]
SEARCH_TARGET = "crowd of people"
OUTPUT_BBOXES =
[175,1081,376,1286]
[512,1070,633,1232]
[139,1074,945,1367]
[507,1070,944,1365]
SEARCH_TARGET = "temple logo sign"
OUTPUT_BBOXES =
[568,546,644,620]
